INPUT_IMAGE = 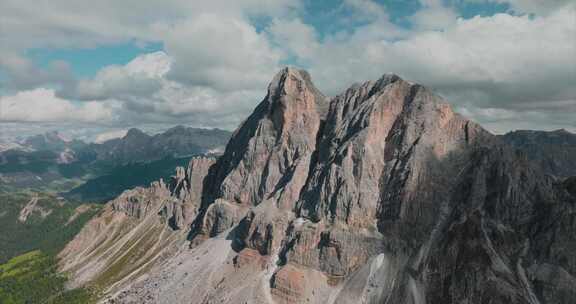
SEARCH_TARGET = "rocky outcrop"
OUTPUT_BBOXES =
[18,193,52,222]
[111,180,170,219]
[200,199,246,237]
[60,68,576,304]
[161,156,216,230]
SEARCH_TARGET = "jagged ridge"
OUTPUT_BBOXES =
[59,68,576,304]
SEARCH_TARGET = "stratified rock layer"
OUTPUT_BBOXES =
[59,68,576,304]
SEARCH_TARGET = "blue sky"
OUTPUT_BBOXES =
[27,42,164,78]
[0,0,574,141]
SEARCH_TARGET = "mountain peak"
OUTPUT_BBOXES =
[124,128,148,138]
[267,67,328,118]
[268,67,313,95]
[23,130,69,151]
[553,128,573,134]
[376,72,402,83]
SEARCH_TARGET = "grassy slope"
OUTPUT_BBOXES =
[0,250,94,304]
[0,155,192,302]
[0,191,100,303]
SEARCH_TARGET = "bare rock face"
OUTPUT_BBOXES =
[193,67,328,261]
[200,199,246,237]
[18,193,52,222]
[161,157,216,229]
[288,75,494,280]
[111,180,170,219]
[210,67,327,209]
[60,68,576,304]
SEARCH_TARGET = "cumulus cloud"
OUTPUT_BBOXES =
[1,88,115,123]
[301,5,575,95]
[0,52,74,92]
[0,0,292,130]
[0,0,574,136]
[469,0,574,15]
[410,0,458,30]
[343,0,390,22]
[0,0,300,51]
[68,51,170,100]
[54,50,270,130]
[268,18,320,62]
[161,14,281,91]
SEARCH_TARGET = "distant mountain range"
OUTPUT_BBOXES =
[0,126,230,265]
[501,129,576,178]
[22,131,85,155]
[0,126,231,198]
[84,126,231,165]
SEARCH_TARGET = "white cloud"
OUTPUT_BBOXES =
[94,129,128,143]
[0,0,574,135]
[0,88,115,123]
[473,0,574,15]
[268,18,320,62]
[343,0,389,22]
[0,52,74,91]
[298,4,576,104]
[161,14,281,91]
[55,50,270,130]
[70,51,170,100]
[0,0,291,130]
[410,0,458,30]
[0,0,301,51]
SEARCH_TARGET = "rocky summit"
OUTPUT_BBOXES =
[59,68,576,304]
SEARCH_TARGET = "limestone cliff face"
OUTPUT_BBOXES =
[162,156,216,230]
[210,67,327,209]
[194,67,329,258]
[60,68,576,304]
